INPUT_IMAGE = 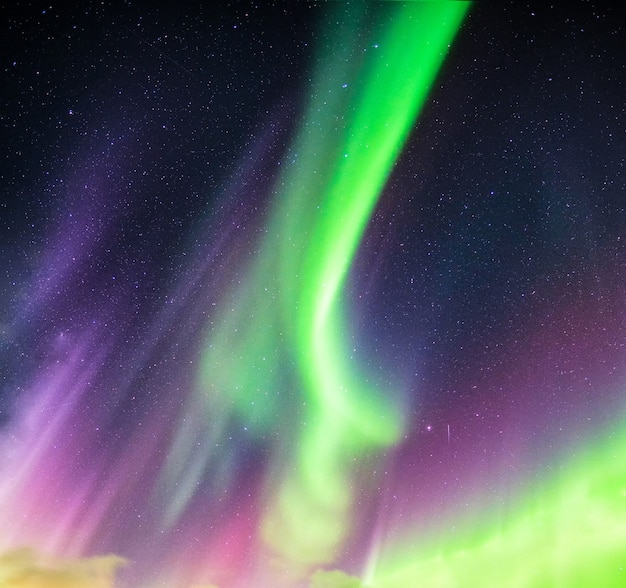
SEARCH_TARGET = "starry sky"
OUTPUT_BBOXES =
[1,2,625,587]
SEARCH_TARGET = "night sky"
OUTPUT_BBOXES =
[1,2,625,587]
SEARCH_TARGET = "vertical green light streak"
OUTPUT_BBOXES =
[192,0,471,573]
[300,4,471,447]
[261,1,471,570]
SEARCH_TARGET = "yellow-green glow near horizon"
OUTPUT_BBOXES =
[195,0,471,573]
[370,412,626,588]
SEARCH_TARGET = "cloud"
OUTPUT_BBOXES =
[0,547,127,588]
[309,569,363,588]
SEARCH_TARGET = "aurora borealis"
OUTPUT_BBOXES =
[1,2,625,587]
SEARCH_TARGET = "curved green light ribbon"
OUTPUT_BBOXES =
[187,0,471,575]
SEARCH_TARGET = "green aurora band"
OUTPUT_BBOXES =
[194,0,471,575]
[369,408,626,588]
